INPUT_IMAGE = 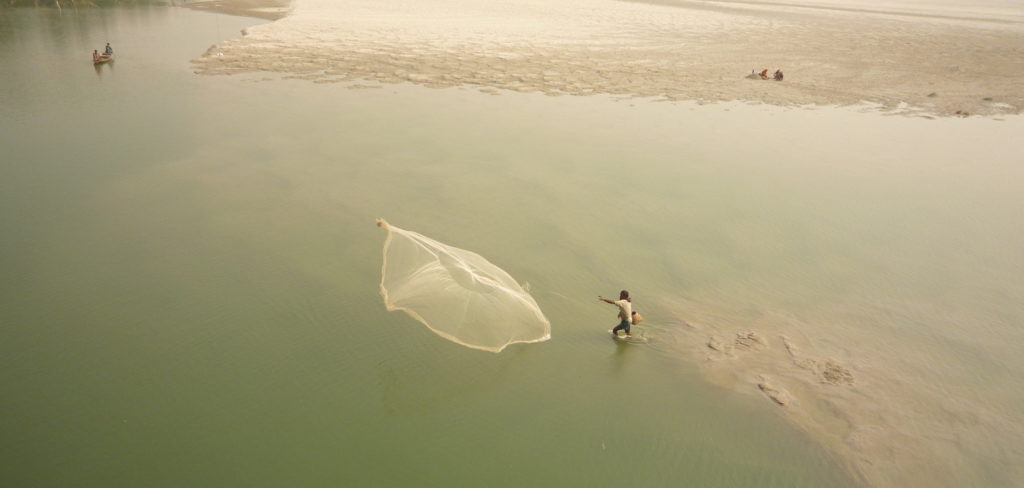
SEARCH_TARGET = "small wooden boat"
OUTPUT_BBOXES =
[93,54,113,65]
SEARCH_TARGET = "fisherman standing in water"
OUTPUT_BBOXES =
[599,290,633,338]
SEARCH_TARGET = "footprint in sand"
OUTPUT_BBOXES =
[706,335,734,360]
[706,331,767,360]
[734,331,767,351]
[820,360,855,386]
[757,375,793,406]
[782,336,855,386]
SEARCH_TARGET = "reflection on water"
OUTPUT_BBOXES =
[94,59,114,76]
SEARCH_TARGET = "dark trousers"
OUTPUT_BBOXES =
[612,320,631,336]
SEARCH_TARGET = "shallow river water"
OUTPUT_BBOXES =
[1,5,1022,487]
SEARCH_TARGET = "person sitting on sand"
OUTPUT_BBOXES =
[759,68,769,80]
[600,290,633,337]
[104,43,113,55]
[774,69,784,81]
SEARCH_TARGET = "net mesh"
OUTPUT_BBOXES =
[377,219,551,352]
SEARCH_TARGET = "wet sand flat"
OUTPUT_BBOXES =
[193,0,1024,116]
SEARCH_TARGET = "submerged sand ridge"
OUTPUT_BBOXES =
[657,295,1024,488]
[193,0,1024,117]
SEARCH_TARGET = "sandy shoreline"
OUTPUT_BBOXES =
[192,0,1024,118]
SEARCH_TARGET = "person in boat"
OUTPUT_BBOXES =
[600,290,633,338]
[93,50,101,62]
[759,68,769,80]
[104,43,113,56]
[774,69,784,81]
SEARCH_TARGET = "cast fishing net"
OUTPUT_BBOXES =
[377,219,551,352]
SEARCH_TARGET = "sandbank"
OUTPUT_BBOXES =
[192,0,1024,117]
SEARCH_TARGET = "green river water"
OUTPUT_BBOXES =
[1,5,1022,487]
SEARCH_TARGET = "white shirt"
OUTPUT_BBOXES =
[614,299,632,322]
